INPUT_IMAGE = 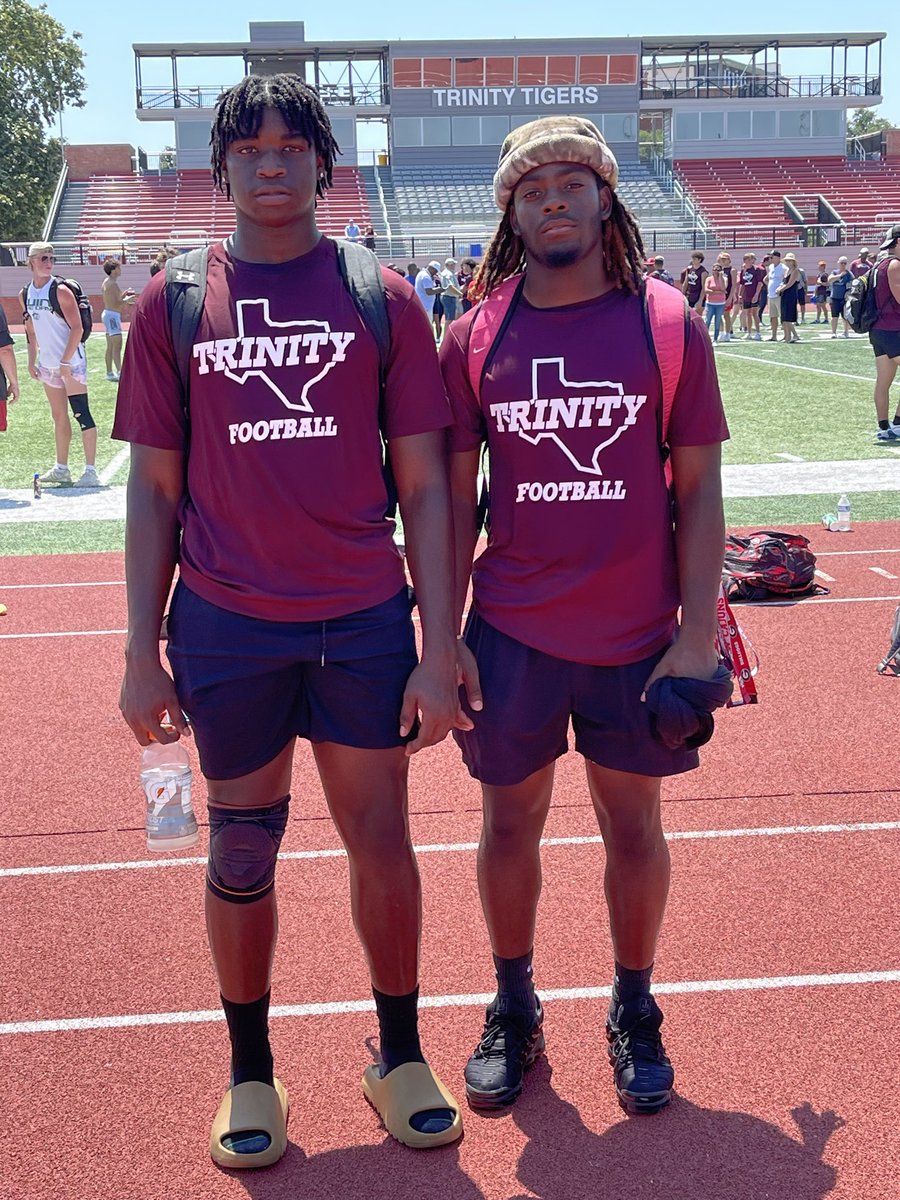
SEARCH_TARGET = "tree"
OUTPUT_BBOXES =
[0,0,85,242]
[847,108,893,138]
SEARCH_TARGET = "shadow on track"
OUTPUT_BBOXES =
[507,1058,843,1200]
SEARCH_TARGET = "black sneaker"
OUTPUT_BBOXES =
[464,997,545,1110]
[606,994,674,1115]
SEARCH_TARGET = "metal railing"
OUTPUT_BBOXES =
[42,162,69,242]
[136,82,388,110]
[3,220,897,268]
[641,73,881,101]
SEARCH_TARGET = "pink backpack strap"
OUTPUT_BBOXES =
[466,274,524,402]
[643,274,689,446]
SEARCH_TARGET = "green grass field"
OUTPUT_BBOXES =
[1,321,897,556]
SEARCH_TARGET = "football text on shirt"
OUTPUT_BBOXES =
[490,357,647,502]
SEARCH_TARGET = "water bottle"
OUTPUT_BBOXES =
[141,730,198,851]
[836,494,852,532]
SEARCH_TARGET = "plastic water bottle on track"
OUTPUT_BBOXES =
[141,721,198,851]
[836,494,852,532]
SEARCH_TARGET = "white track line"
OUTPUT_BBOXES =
[99,446,130,486]
[717,351,873,381]
[815,548,900,557]
[869,566,899,580]
[6,592,900,640]
[3,969,899,1036]
[814,569,836,582]
[3,821,899,879]
[0,581,125,590]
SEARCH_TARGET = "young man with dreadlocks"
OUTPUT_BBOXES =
[440,117,730,1115]
[114,74,465,1166]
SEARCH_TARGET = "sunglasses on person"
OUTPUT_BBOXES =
[38,254,55,262]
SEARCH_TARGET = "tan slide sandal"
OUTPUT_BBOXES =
[362,1062,463,1149]
[209,1078,289,1169]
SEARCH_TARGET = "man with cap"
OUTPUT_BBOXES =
[851,247,872,278]
[440,117,729,1115]
[440,259,464,325]
[869,225,900,441]
[414,261,444,336]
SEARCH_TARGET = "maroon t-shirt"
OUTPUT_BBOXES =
[851,259,872,278]
[680,265,707,305]
[440,286,729,666]
[873,258,900,331]
[113,237,451,622]
[740,266,765,306]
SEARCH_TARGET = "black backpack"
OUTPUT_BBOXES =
[21,276,93,343]
[722,530,825,602]
[164,238,397,514]
[843,264,880,334]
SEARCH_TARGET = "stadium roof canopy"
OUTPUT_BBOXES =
[133,41,389,56]
[643,33,884,54]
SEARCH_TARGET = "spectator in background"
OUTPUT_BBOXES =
[777,252,801,344]
[680,252,707,312]
[101,259,136,382]
[717,252,736,341]
[796,263,808,324]
[363,225,376,252]
[828,255,853,338]
[869,225,900,441]
[851,247,872,277]
[766,250,785,341]
[0,304,20,412]
[813,260,829,323]
[458,258,477,313]
[703,261,727,342]
[414,261,443,339]
[758,254,771,326]
[344,218,361,243]
[149,250,168,278]
[439,259,463,325]
[738,252,765,340]
[652,255,674,285]
[405,262,419,287]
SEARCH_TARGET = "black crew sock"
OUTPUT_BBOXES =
[879,419,891,431]
[221,991,274,1088]
[493,950,537,1018]
[373,987,453,1135]
[610,962,654,1016]
[373,986,426,1074]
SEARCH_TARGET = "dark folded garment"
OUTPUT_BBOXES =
[645,665,734,750]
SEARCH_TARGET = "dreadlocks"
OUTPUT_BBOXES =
[210,74,340,199]
[476,188,646,299]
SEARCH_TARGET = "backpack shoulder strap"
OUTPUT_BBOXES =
[642,274,690,447]
[165,247,209,403]
[466,274,525,403]
[334,238,390,379]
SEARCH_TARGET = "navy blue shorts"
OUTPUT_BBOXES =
[166,581,418,780]
[870,329,900,359]
[454,612,699,787]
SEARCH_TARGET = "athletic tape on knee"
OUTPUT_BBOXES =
[67,394,96,431]
[207,795,290,905]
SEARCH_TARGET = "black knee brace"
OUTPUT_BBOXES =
[68,393,96,431]
[206,795,290,904]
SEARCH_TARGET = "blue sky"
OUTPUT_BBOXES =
[43,1,898,154]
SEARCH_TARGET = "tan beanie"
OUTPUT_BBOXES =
[493,115,619,210]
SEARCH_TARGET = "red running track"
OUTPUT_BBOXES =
[1,523,899,1198]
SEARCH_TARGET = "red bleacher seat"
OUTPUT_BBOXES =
[74,168,371,247]
[676,157,900,234]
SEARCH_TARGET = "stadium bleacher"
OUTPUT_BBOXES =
[53,168,371,253]
[391,162,696,237]
[676,157,900,235]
